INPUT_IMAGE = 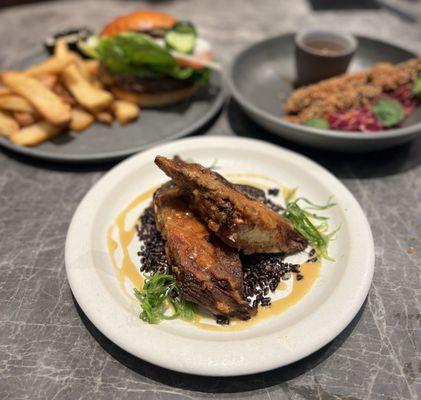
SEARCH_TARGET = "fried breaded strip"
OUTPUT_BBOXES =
[284,57,421,122]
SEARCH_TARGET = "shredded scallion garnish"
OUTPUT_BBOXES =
[283,194,339,261]
[134,273,195,324]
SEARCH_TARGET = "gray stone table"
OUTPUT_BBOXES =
[1,1,420,399]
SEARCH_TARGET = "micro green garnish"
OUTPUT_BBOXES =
[412,76,421,97]
[303,118,329,129]
[372,98,405,127]
[134,273,195,324]
[283,195,338,261]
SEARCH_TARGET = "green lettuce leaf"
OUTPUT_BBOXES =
[79,32,208,83]
[372,99,405,127]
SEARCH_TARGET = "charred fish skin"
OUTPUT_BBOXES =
[153,183,256,320]
[154,156,307,255]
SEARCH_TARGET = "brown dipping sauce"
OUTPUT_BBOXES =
[302,39,348,55]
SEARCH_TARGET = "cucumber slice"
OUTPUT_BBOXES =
[165,21,197,54]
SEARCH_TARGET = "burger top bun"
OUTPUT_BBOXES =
[100,10,176,37]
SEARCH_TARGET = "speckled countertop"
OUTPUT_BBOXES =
[0,1,420,399]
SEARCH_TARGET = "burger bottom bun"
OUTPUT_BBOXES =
[110,85,199,107]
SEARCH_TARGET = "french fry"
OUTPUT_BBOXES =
[72,52,91,81]
[2,71,71,125]
[52,82,76,106]
[91,80,104,89]
[33,73,58,89]
[25,55,73,76]
[73,56,103,88]
[0,86,12,96]
[84,60,100,77]
[61,63,113,112]
[0,36,140,147]
[0,110,19,137]
[79,57,104,89]
[54,38,70,59]
[112,100,140,125]
[95,111,114,125]
[10,121,62,146]
[0,95,36,113]
[54,41,97,86]
[70,108,94,132]
[13,112,37,127]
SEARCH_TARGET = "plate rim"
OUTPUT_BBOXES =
[228,33,420,141]
[65,136,375,376]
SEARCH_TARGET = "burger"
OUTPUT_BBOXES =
[81,10,212,107]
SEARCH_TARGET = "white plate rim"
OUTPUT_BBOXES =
[65,136,375,376]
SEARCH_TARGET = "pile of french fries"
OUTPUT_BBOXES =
[0,40,140,146]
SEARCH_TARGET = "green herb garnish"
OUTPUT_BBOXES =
[134,273,195,324]
[303,118,329,129]
[283,195,338,261]
[372,98,405,127]
[412,77,421,98]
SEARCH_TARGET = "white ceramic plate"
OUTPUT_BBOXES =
[65,136,374,376]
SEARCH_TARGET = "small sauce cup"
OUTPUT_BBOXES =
[295,30,357,86]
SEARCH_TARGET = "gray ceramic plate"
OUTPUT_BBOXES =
[229,34,420,152]
[0,52,224,163]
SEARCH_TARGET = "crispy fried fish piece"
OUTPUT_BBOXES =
[153,183,256,320]
[155,156,307,255]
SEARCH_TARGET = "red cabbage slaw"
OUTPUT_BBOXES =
[305,81,421,132]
